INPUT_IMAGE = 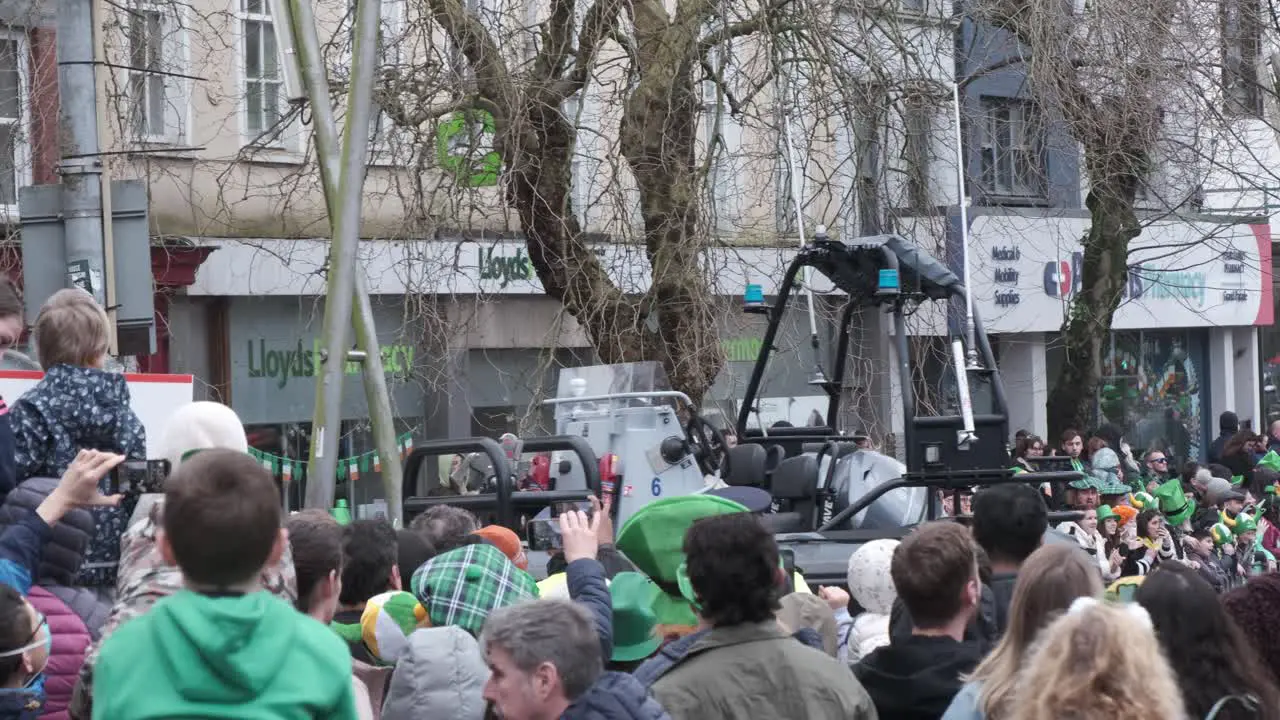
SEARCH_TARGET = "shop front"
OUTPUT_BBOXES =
[225,296,428,510]
[955,208,1273,460]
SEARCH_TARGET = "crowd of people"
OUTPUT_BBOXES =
[2,279,1280,718]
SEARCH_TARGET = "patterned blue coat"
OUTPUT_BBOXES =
[9,365,146,588]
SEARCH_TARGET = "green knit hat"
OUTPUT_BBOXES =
[1153,478,1196,527]
[608,572,662,663]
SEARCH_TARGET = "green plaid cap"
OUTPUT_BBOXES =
[411,543,539,636]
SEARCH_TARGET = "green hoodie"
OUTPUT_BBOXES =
[92,590,357,720]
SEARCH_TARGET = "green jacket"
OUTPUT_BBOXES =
[92,589,357,720]
[650,620,877,720]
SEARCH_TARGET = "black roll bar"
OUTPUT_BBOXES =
[403,437,513,525]
[818,470,1084,532]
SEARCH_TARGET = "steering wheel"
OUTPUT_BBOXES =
[686,415,732,479]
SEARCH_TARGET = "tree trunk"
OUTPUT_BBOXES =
[1046,165,1141,440]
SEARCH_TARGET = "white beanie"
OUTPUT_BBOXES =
[158,401,249,470]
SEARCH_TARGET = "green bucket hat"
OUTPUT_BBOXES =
[615,495,748,626]
[1153,478,1196,527]
[608,572,662,663]
[1096,505,1118,523]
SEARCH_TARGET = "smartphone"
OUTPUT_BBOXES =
[526,517,561,551]
[106,459,171,496]
[551,501,595,521]
[780,547,797,595]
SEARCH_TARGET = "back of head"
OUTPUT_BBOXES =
[1144,565,1280,717]
[1223,574,1280,686]
[890,521,976,630]
[846,539,898,616]
[285,510,344,613]
[1222,411,1240,433]
[159,402,249,471]
[162,448,282,587]
[34,288,108,368]
[482,599,602,703]
[1011,601,1184,720]
[683,512,779,627]
[396,529,435,580]
[341,520,398,606]
[409,506,480,553]
[972,483,1047,566]
[972,544,1104,716]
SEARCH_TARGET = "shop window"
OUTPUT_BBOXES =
[1099,330,1205,465]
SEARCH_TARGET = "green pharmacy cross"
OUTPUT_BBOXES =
[436,110,501,187]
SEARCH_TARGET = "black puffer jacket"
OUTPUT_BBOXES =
[0,477,93,586]
[561,673,671,720]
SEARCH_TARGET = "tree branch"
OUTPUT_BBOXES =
[421,0,514,121]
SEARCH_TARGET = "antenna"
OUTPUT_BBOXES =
[779,53,827,387]
[951,81,982,370]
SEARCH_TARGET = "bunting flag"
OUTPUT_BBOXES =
[248,430,418,482]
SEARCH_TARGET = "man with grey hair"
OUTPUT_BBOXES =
[482,600,670,720]
[409,505,480,553]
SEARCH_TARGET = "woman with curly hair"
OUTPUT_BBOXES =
[942,544,1102,720]
[1223,573,1280,686]
[1137,563,1280,719]
[1009,598,1184,720]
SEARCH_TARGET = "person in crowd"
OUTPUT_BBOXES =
[1211,411,1241,464]
[0,451,125,720]
[412,542,539,640]
[1221,430,1260,486]
[10,289,146,591]
[287,510,380,720]
[333,520,403,665]
[1010,435,1043,474]
[90,449,356,719]
[1142,449,1171,490]
[776,591,840,657]
[0,278,23,499]
[68,401,298,720]
[473,525,528,571]
[968,483,1047,639]
[1211,522,1246,589]
[1010,599,1184,720]
[857,522,983,719]
[1062,476,1099,511]
[0,472,108,720]
[1136,563,1280,719]
[1055,506,1109,580]
[409,505,480,553]
[1268,420,1280,454]
[482,600,670,720]
[1183,524,1229,592]
[1223,572,1280,685]
[942,544,1103,720]
[395,529,434,582]
[1096,505,1123,580]
[1059,429,1086,472]
[1258,488,1280,558]
[1233,513,1276,576]
[832,538,896,663]
[1120,508,1180,576]
[637,513,874,719]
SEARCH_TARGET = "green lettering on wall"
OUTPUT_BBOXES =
[246,339,415,389]
[722,338,763,363]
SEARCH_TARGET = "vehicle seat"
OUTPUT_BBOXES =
[763,455,819,534]
[725,444,768,488]
[763,445,787,482]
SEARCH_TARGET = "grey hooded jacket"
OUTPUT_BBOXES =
[381,627,489,720]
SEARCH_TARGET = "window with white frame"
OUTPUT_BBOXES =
[241,0,287,145]
[0,36,28,208]
[368,0,406,163]
[703,41,744,231]
[128,1,188,144]
[979,97,1045,199]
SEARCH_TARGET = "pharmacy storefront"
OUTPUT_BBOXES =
[956,209,1273,461]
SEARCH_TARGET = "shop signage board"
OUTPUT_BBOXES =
[959,212,1274,333]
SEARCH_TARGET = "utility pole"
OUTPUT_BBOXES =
[57,0,107,307]
[279,0,404,522]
